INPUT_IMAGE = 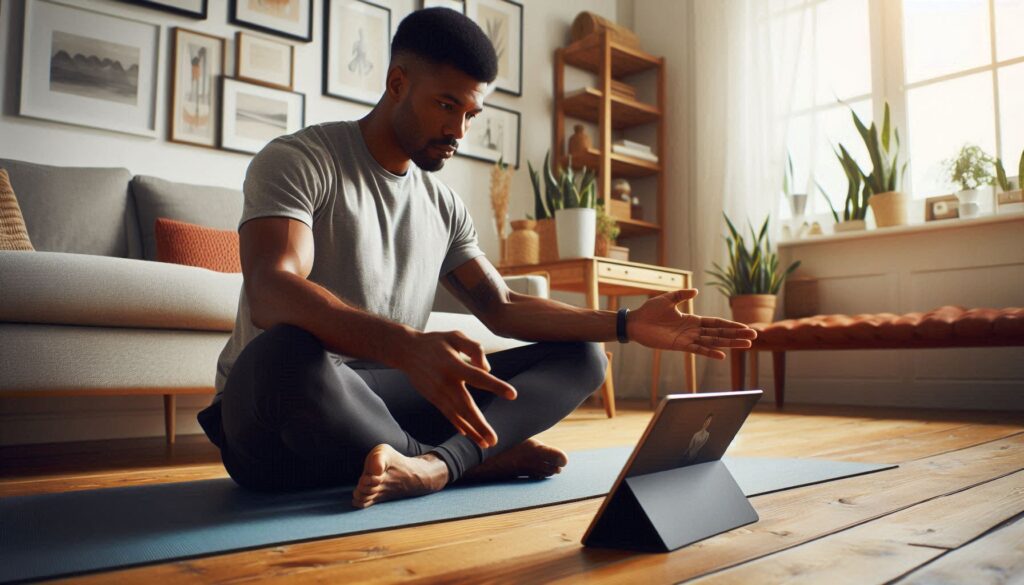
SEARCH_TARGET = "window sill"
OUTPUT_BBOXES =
[778,210,1024,249]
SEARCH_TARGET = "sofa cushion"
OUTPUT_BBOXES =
[0,323,229,391]
[131,175,243,260]
[0,169,34,251]
[0,158,133,257]
[0,250,242,332]
[156,217,241,273]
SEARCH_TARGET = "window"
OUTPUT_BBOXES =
[780,0,1024,223]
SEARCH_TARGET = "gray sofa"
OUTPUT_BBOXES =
[0,157,547,445]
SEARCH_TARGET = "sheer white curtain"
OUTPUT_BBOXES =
[685,0,809,386]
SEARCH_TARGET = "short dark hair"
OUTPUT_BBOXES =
[391,8,498,83]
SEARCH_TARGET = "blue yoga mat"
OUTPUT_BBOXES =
[0,447,894,583]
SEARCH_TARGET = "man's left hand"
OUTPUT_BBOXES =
[628,289,757,360]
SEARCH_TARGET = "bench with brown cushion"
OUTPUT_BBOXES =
[730,306,1024,407]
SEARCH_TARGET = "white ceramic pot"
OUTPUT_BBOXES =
[956,188,983,218]
[833,219,866,233]
[555,208,596,259]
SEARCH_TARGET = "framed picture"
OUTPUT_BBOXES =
[422,0,464,12]
[20,0,161,138]
[236,32,295,90]
[170,28,224,148]
[457,103,520,168]
[925,194,960,221]
[466,0,522,96]
[122,0,208,19]
[323,0,391,106]
[230,0,312,43]
[220,77,305,154]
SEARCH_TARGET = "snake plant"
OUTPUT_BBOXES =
[995,149,1023,192]
[528,150,597,219]
[818,144,871,223]
[706,214,801,297]
[850,101,907,196]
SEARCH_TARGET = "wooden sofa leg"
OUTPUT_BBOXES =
[772,352,786,408]
[730,349,746,390]
[163,394,176,445]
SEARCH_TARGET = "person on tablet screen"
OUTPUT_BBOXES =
[196,8,757,509]
[686,413,714,461]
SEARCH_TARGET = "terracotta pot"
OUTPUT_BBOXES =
[730,294,777,325]
[534,218,559,263]
[595,235,610,257]
[506,219,539,265]
[568,124,592,158]
[868,190,908,227]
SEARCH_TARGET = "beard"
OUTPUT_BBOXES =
[392,101,458,172]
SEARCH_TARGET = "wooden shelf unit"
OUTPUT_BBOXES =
[554,32,667,264]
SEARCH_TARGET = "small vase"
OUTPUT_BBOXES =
[535,218,559,263]
[787,193,808,218]
[555,208,596,259]
[956,188,982,219]
[568,124,592,157]
[730,294,777,325]
[506,219,539,265]
[595,235,610,257]
[868,191,908,227]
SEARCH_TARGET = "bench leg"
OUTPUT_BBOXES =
[163,394,176,445]
[771,351,786,409]
[730,349,746,390]
[602,351,616,418]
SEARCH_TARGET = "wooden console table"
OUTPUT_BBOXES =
[498,257,696,417]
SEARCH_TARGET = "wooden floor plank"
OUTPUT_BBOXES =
[685,470,1024,584]
[3,403,1022,584]
[892,515,1024,585]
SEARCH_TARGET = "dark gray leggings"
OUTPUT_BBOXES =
[197,323,607,491]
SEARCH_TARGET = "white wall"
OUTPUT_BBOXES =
[0,0,620,444]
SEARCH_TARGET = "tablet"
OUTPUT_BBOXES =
[581,389,763,551]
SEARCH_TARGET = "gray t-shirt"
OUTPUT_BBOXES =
[212,120,485,398]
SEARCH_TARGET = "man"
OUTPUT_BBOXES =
[197,8,756,509]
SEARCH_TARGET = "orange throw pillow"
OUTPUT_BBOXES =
[155,217,241,273]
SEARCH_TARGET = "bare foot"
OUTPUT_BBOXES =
[460,438,568,482]
[351,444,449,509]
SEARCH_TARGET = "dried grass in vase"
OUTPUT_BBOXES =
[490,157,513,262]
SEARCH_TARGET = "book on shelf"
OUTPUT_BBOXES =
[612,144,659,162]
[612,139,653,153]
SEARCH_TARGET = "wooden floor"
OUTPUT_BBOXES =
[2,399,1023,584]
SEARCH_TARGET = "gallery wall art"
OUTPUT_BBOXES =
[457,103,520,168]
[123,0,208,19]
[236,31,295,90]
[230,0,312,43]
[20,0,162,138]
[221,77,305,154]
[170,28,225,148]
[323,0,391,106]
[467,0,522,96]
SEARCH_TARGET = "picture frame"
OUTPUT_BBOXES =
[466,0,522,96]
[220,77,305,155]
[456,102,520,168]
[422,0,464,13]
[121,0,208,19]
[170,28,225,149]
[230,0,312,43]
[323,0,391,107]
[925,194,960,221]
[236,31,295,90]
[19,0,161,138]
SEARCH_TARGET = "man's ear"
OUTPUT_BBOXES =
[385,64,408,101]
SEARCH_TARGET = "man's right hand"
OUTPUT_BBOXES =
[398,330,517,449]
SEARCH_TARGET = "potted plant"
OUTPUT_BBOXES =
[818,144,871,232]
[595,199,621,257]
[944,143,995,219]
[995,150,1024,214]
[706,214,801,325]
[850,102,909,227]
[782,151,807,219]
[528,151,598,259]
